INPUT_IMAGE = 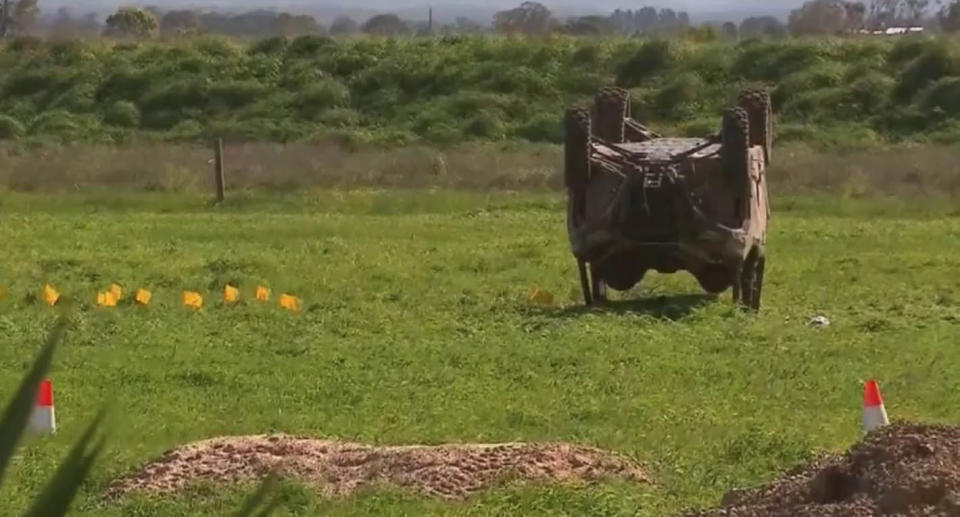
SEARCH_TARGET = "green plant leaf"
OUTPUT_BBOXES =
[23,408,108,517]
[0,318,67,489]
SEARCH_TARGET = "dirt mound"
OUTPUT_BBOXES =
[105,435,648,501]
[687,423,960,517]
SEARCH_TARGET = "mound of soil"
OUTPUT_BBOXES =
[105,435,648,500]
[687,423,960,517]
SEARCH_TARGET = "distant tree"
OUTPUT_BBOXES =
[104,7,158,38]
[788,0,849,34]
[493,1,555,35]
[657,8,678,32]
[844,2,868,30]
[610,8,633,34]
[275,13,323,36]
[197,9,297,37]
[565,15,615,35]
[1,0,38,36]
[722,21,739,38]
[160,10,202,36]
[941,0,960,31]
[904,0,929,21]
[868,0,902,29]
[55,6,70,24]
[740,15,787,37]
[329,15,359,36]
[636,6,659,33]
[362,14,409,36]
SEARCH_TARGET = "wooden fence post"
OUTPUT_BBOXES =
[213,137,225,203]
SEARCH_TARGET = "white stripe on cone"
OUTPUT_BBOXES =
[29,379,56,435]
[862,380,889,432]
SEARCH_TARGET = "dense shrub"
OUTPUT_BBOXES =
[295,78,350,119]
[0,114,25,139]
[105,101,141,127]
[616,39,675,86]
[893,43,956,101]
[920,76,960,117]
[0,35,957,147]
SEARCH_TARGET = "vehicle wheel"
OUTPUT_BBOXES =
[594,87,629,143]
[721,107,750,195]
[565,108,593,307]
[737,89,773,164]
[565,107,591,247]
[564,108,591,191]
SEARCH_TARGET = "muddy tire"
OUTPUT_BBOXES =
[566,108,593,305]
[737,89,773,164]
[721,107,750,194]
[564,108,591,193]
[594,87,629,143]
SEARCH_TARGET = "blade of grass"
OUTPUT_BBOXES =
[0,318,66,489]
[234,472,279,517]
[253,497,283,517]
[23,408,107,517]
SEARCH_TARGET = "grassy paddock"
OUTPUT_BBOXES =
[0,190,957,516]
[2,141,960,198]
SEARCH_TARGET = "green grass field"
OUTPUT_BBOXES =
[0,191,958,516]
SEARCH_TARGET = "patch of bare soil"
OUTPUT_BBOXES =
[105,435,648,501]
[686,423,960,517]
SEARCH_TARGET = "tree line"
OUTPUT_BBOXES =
[2,0,960,40]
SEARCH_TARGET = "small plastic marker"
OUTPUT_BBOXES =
[110,283,123,301]
[96,291,117,307]
[135,288,152,306]
[30,379,56,435]
[224,285,239,303]
[256,286,270,302]
[280,294,302,313]
[43,284,60,307]
[862,380,889,432]
[183,291,203,309]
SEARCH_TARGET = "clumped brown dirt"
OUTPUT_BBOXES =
[105,435,648,501]
[687,423,960,517]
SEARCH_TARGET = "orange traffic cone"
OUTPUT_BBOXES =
[862,380,889,432]
[30,379,56,435]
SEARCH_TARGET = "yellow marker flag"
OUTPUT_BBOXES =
[135,288,152,306]
[110,283,123,301]
[43,284,60,307]
[182,291,203,309]
[256,286,270,302]
[96,291,117,307]
[279,294,302,313]
[528,287,554,306]
[224,285,239,303]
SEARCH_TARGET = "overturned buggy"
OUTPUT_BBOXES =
[564,87,772,311]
